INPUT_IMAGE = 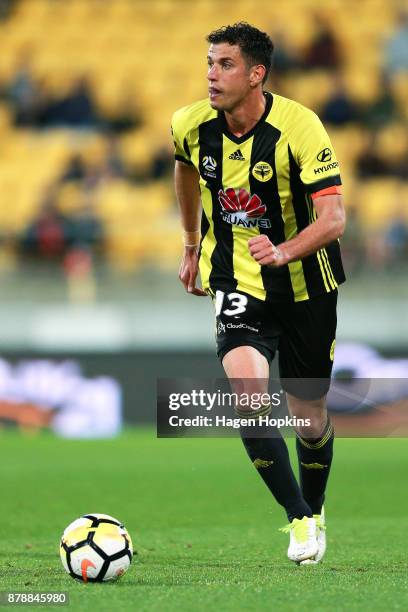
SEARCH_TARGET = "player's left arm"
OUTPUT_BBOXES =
[249,107,346,267]
[248,192,346,267]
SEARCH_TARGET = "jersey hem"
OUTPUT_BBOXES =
[203,279,345,304]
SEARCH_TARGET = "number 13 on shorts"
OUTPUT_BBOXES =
[214,290,248,317]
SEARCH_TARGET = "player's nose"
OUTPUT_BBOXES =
[207,64,218,80]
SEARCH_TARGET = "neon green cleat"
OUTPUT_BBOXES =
[279,516,318,562]
[299,506,326,565]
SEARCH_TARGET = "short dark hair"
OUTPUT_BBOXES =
[206,22,274,84]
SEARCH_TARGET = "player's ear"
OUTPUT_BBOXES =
[249,64,266,88]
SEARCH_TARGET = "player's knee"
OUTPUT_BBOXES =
[234,402,272,420]
[296,414,327,439]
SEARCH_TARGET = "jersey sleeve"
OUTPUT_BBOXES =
[291,109,341,194]
[171,108,193,166]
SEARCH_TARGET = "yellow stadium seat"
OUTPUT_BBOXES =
[357,179,404,230]
[0,0,402,265]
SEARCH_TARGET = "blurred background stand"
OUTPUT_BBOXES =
[0,0,406,424]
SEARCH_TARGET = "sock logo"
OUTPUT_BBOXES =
[330,339,336,361]
[300,462,328,470]
[253,458,274,469]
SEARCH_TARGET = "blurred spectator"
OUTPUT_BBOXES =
[0,0,15,20]
[384,213,408,265]
[271,30,302,75]
[43,77,99,128]
[361,76,400,128]
[6,54,44,127]
[107,88,143,134]
[60,154,87,183]
[103,134,127,179]
[1,1,406,279]
[63,198,103,301]
[20,188,70,260]
[82,163,104,191]
[19,187,104,263]
[303,14,342,70]
[320,74,359,126]
[63,246,97,303]
[355,132,389,179]
[391,135,408,180]
[5,69,141,133]
[58,136,134,189]
[58,154,101,190]
[149,146,173,180]
[384,11,408,75]
[67,198,104,252]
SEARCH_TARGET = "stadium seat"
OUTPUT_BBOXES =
[0,0,402,265]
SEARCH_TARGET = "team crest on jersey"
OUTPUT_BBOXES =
[252,161,273,182]
[218,188,271,228]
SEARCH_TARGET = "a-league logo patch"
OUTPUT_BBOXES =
[201,155,217,178]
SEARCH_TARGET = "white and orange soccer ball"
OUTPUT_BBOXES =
[60,514,133,582]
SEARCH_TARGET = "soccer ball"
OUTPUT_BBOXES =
[60,513,133,582]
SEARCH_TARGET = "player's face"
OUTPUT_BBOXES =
[207,43,253,111]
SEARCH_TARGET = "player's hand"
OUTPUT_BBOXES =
[178,247,207,296]
[248,235,288,267]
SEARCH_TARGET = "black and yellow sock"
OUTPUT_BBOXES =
[296,419,334,515]
[237,405,312,522]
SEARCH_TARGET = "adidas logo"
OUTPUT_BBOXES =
[228,149,245,161]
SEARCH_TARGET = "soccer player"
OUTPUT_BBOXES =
[172,22,346,564]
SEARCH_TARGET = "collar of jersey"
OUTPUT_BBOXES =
[217,91,273,144]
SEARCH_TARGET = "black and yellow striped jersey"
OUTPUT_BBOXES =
[172,92,345,302]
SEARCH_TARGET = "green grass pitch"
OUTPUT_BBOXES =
[0,429,408,611]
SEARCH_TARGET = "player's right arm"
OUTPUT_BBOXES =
[175,160,206,296]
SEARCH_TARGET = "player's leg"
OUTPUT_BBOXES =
[287,393,334,517]
[286,393,332,564]
[222,345,314,525]
[278,290,338,562]
[215,289,318,562]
